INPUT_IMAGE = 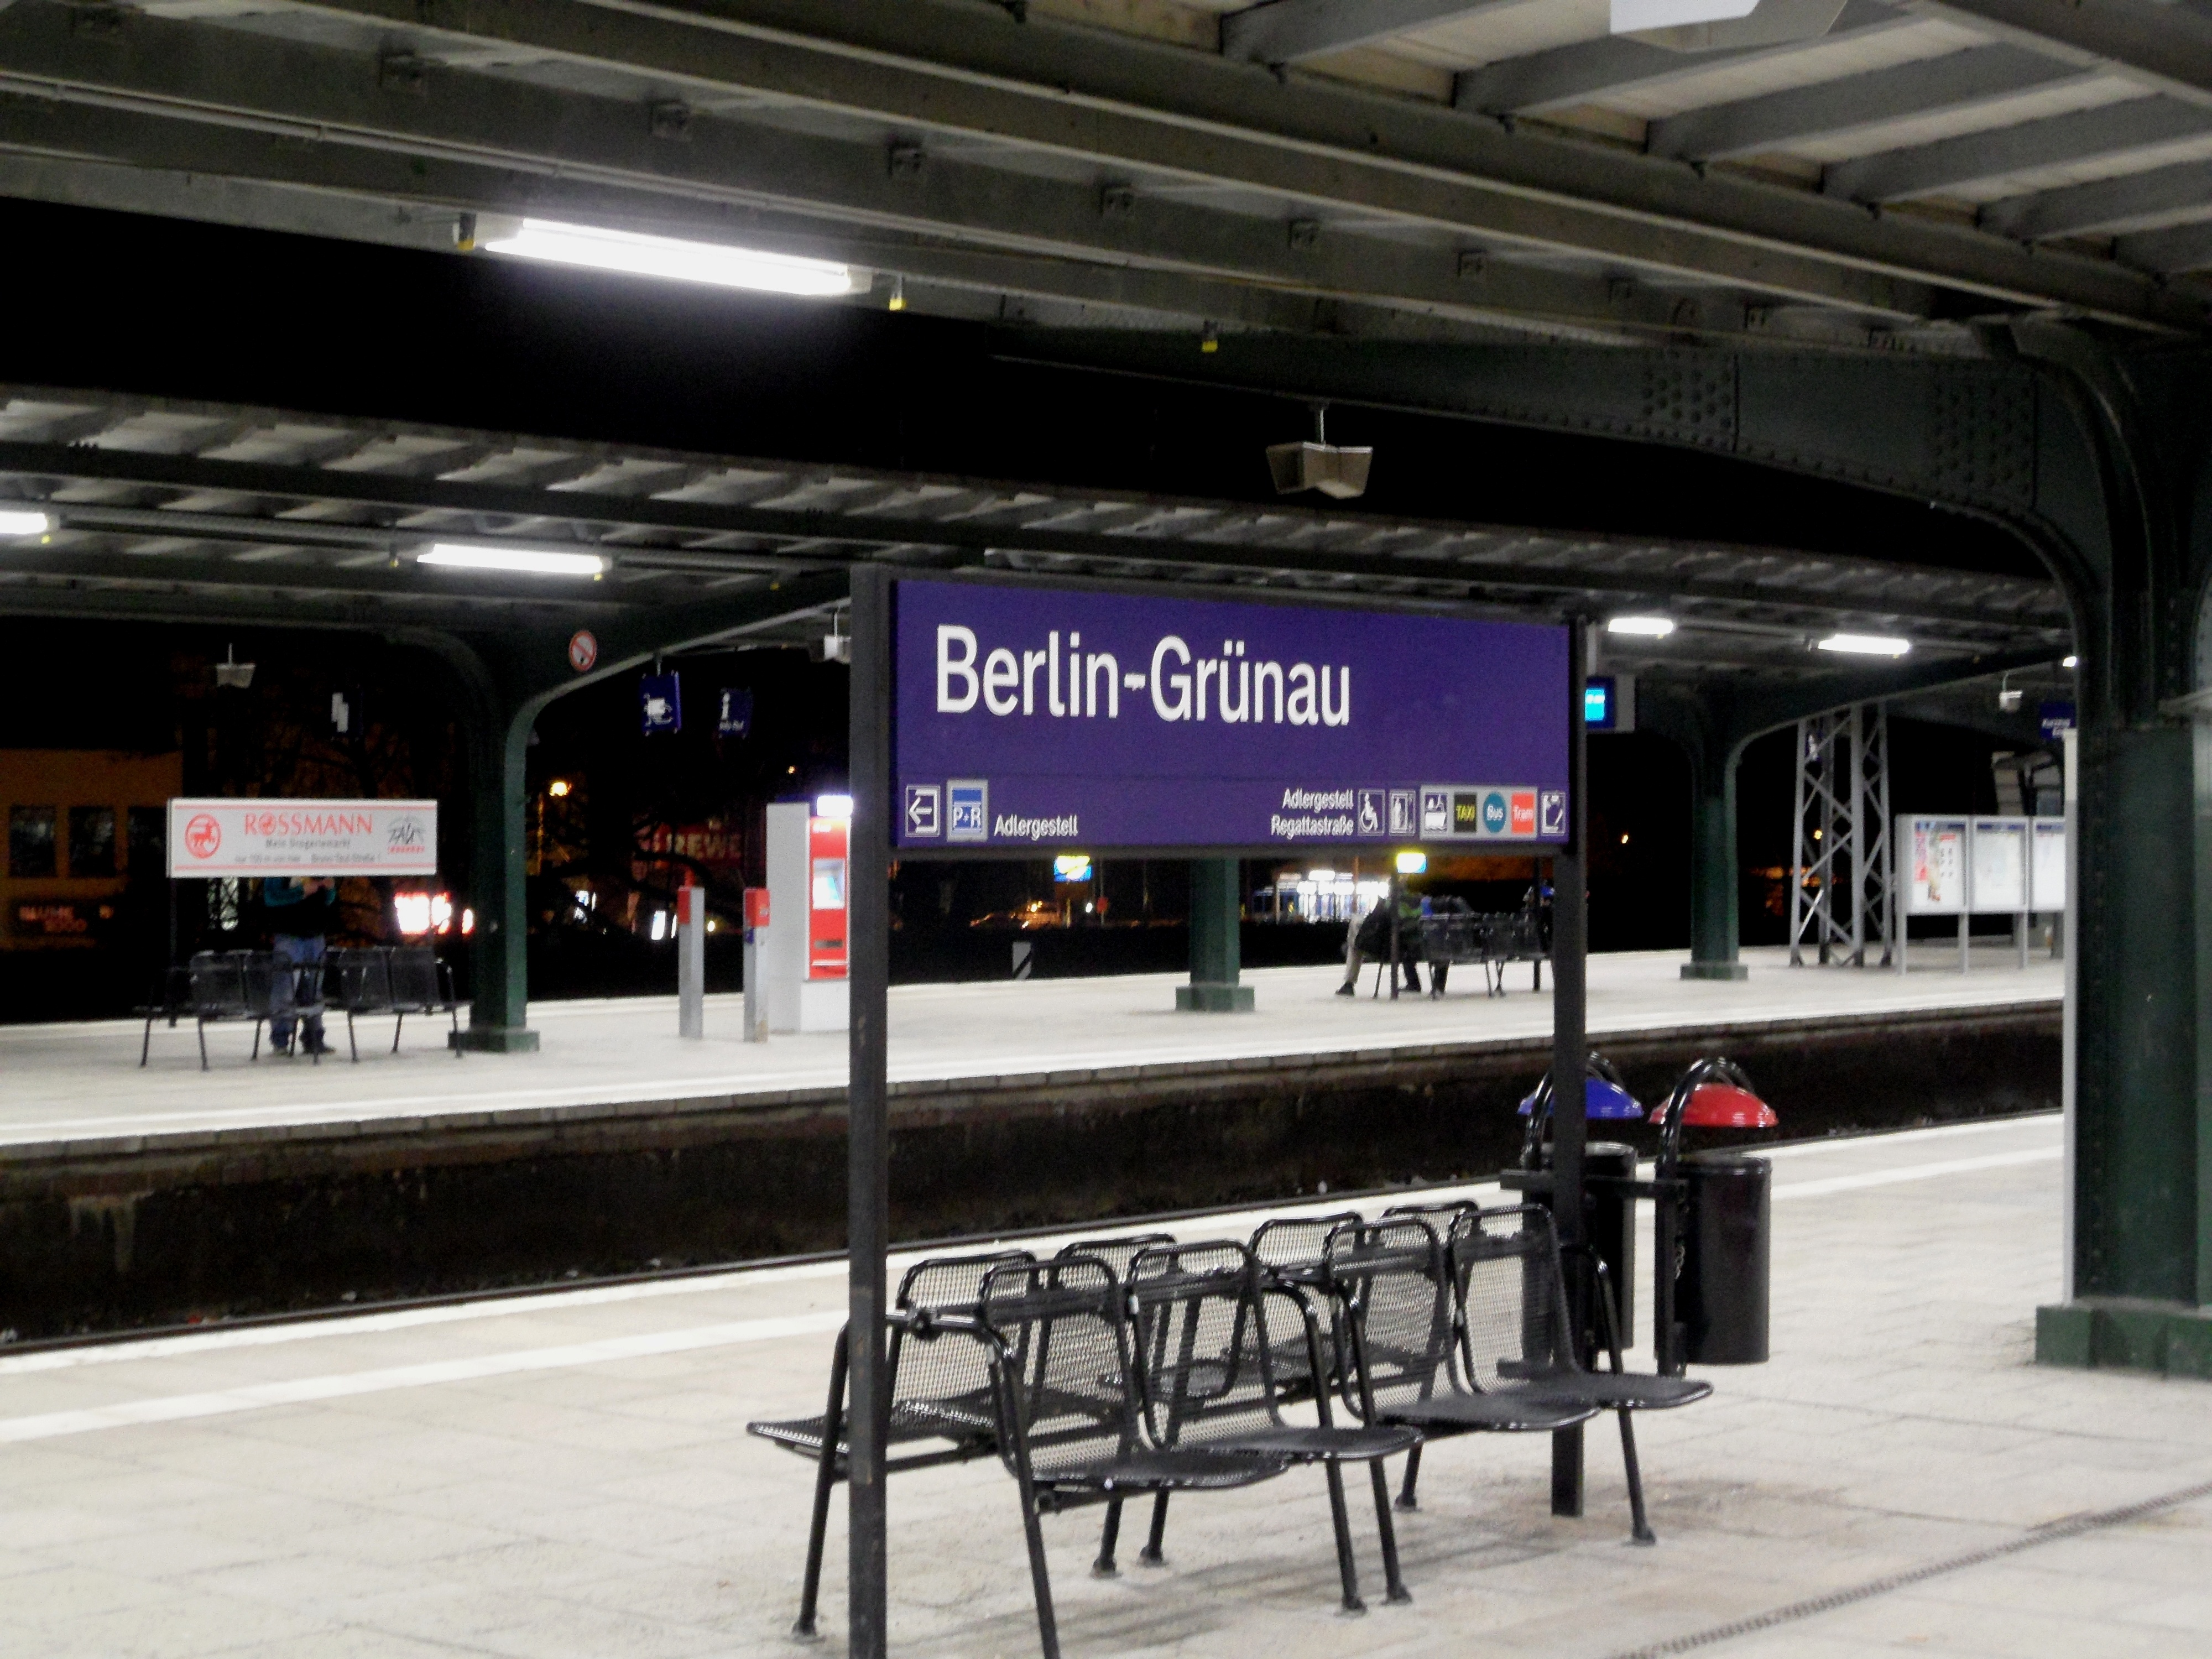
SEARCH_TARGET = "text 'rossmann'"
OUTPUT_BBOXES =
[935,627,1349,726]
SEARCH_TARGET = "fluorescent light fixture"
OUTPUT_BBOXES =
[478,216,863,297]
[2063,655,2079,669]
[1606,615,1674,638]
[1395,852,1428,875]
[0,508,53,537]
[418,543,606,578]
[815,793,854,821]
[1817,633,1911,657]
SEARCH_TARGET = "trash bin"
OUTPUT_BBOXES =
[1677,1151,1770,1365]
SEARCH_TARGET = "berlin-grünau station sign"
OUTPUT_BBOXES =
[892,577,1570,851]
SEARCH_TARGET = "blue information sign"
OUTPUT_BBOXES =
[892,578,1570,850]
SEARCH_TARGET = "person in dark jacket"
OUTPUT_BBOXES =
[264,875,337,1055]
[1337,891,1424,995]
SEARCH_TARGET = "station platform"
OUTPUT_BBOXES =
[3,946,2059,1154]
[6,1113,2206,1659]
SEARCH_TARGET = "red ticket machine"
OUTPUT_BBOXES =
[807,815,848,980]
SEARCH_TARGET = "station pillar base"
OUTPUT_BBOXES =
[1680,961,1749,982]
[451,1024,541,1054]
[1176,982,1255,1013]
[2036,1298,2212,1380]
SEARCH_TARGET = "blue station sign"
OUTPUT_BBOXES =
[891,578,1571,851]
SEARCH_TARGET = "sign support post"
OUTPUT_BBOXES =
[846,565,893,1659]
[1550,615,1590,1519]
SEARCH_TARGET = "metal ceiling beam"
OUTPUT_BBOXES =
[184,0,2205,330]
[1981,154,2212,238]
[0,546,651,608]
[1822,94,2212,201]
[0,440,2067,628]
[1222,0,1516,65]
[2115,217,2212,274]
[1455,0,1912,116]
[0,15,1868,344]
[1647,43,2100,161]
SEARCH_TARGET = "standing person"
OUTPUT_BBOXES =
[264,875,336,1056]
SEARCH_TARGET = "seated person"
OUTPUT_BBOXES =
[1338,891,1425,996]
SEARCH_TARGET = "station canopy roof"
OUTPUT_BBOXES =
[2,0,2210,354]
[0,384,2069,687]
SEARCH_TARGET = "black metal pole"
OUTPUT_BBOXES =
[1550,614,1590,1519]
[846,565,893,1657]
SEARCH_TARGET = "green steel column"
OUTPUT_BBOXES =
[1681,745,1746,982]
[2197,721,2212,1310]
[2073,726,2195,1303]
[455,700,540,1053]
[1178,857,1253,1012]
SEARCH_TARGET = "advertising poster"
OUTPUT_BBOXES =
[2031,817,2068,911]
[1903,815,1968,915]
[166,799,437,878]
[1969,817,2028,914]
[893,578,1571,850]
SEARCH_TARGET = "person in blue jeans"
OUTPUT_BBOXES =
[264,875,337,1056]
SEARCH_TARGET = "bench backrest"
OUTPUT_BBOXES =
[1323,1217,1455,1411]
[980,1255,1142,1481]
[387,945,444,1008]
[1249,1211,1361,1280]
[883,1250,1032,1448]
[186,952,251,1019]
[1053,1233,1173,1285]
[1452,1204,1574,1390]
[327,947,394,1013]
[1125,1241,1280,1449]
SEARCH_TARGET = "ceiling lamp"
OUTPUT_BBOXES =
[1606,615,1675,638]
[0,508,53,537]
[477,216,864,297]
[1816,633,1911,657]
[418,544,607,578]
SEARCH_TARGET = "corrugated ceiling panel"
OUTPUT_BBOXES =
[1600,21,1987,121]
[1944,127,2212,205]
[1775,74,2143,165]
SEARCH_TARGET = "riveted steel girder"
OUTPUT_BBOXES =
[100,0,2201,328]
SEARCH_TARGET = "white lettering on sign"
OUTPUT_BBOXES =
[933,623,1349,728]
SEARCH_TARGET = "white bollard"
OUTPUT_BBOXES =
[742,885,770,1043]
[677,883,705,1040]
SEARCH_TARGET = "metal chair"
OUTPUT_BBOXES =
[972,1255,1292,1659]
[1323,1216,1597,1504]
[385,944,462,1055]
[161,951,263,1071]
[1438,1204,1713,1543]
[748,1249,1034,1640]
[1109,1240,1416,1611]
[325,946,396,1062]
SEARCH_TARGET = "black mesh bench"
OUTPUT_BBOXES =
[747,1249,1032,1640]
[1103,1240,1417,1612]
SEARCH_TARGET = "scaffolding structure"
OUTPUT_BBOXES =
[1788,703,1894,968]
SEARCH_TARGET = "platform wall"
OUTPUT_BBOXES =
[0,1005,2056,1340]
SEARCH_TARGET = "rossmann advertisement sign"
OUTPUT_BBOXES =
[165,799,439,877]
[893,579,1570,851]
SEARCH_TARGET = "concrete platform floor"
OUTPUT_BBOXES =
[4,1112,2207,1658]
[2,945,2059,1148]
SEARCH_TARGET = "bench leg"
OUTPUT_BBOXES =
[792,1339,848,1640]
[392,1010,404,1053]
[1394,1443,1423,1510]
[347,1011,359,1065]
[1369,1459,1411,1603]
[197,1019,209,1073]
[1321,1460,1365,1614]
[140,1014,154,1068]
[1019,1493,1064,1659]
[1616,1408,1656,1546]
[1091,1498,1123,1577]
[1136,1491,1170,1565]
